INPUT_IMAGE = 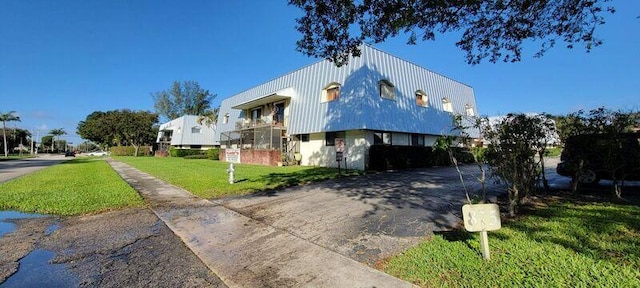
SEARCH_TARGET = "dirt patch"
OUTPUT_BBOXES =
[0,208,227,287]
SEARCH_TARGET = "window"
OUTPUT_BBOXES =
[465,104,475,116]
[191,126,201,133]
[325,131,345,146]
[300,134,309,142]
[442,98,453,113]
[411,134,425,146]
[223,113,229,124]
[379,80,395,100]
[415,90,429,107]
[322,82,341,102]
[374,131,392,145]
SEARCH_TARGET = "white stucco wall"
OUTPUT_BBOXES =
[298,130,370,170]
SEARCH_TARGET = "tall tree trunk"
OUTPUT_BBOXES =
[478,163,486,203]
[570,159,584,195]
[509,185,519,217]
[2,122,7,158]
[612,178,623,201]
[134,144,139,157]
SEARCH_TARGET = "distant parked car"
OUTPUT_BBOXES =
[64,151,75,157]
[87,150,109,157]
[556,133,640,184]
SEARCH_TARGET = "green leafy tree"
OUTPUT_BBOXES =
[562,107,638,199]
[77,110,158,156]
[49,128,66,153]
[290,0,615,66]
[40,135,53,152]
[117,110,158,156]
[197,107,220,128]
[152,81,216,121]
[0,111,21,157]
[483,114,549,216]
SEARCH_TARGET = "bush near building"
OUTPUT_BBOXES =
[110,146,152,156]
[368,145,474,171]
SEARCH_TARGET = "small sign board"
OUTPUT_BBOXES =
[336,151,343,162]
[462,204,501,232]
[225,148,241,163]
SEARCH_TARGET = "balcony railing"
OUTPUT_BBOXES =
[235,115,287,130]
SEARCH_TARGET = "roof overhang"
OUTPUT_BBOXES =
[231,87,294,110]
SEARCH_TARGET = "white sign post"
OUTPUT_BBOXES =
[462,203,501,260]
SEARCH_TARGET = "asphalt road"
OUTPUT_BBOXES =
[0,154,68,183]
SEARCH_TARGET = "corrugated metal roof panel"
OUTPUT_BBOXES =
[214,45,478,141]
[157,115,218,146]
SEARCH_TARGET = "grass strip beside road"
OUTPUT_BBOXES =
[115,156,362,198]
[0,158,144,215]
[382,201,640,287]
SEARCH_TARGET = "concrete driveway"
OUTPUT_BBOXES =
[221,157,640,265]
[221,164,504,264]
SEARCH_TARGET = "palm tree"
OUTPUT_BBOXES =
[49,128,66,153]
[197,107,220,128]
[1,111,21,158]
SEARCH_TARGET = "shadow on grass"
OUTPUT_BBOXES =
[507,195,640,268]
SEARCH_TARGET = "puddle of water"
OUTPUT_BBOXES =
[0,222,15,238]
[0,249,78,288]
[0,211,46,238]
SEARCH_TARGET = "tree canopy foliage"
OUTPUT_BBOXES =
[77,109,158,156]
[152,81,216,121]
[289,0,615,65]
[483,113,555,216]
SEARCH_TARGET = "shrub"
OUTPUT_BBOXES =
[207,148,220,160]
[110,146,152,156]
[169,148,204,157]
[368,145,474,171]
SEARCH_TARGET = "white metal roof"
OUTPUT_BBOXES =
[215,45,478,141]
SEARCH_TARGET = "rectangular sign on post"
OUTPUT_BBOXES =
[462,203,501,260]
[462,204,501,232]
[225,148,241,163]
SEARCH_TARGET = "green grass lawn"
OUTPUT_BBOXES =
[382,200,640,287]
[115,156,362,198]
[0,158,144,215]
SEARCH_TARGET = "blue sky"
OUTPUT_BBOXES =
[1,1,639,145]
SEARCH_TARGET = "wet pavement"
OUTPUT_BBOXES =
[0,211,46,238]
[1,249,78,288]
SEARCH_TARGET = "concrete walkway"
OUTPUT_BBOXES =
[107,160,415,288]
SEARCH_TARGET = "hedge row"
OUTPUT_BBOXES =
[368,145,475,171]
[110,146,153,156]
[169,148,220,160]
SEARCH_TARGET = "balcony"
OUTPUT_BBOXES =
[235,115,287,130]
